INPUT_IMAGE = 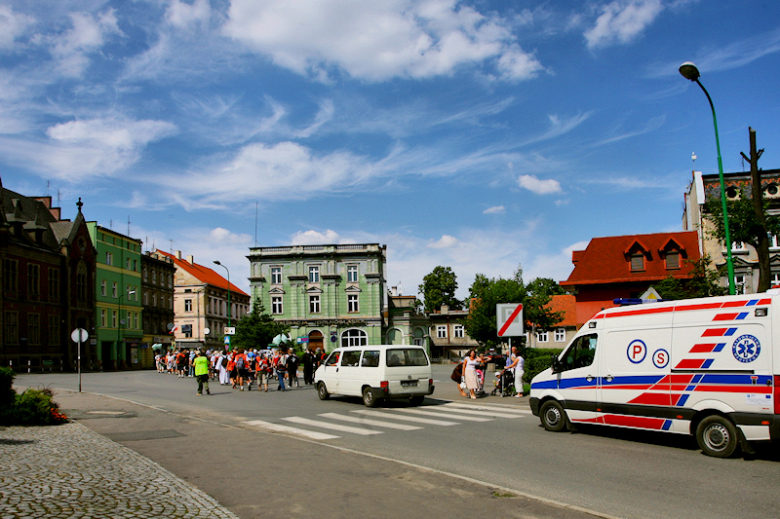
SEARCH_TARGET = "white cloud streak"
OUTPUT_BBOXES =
[585,0,664,50]
[518,174,562,195]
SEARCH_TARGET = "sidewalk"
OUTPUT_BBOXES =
[1,387,605,519]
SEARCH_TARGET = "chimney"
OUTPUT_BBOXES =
[391,286,398,296]
[187,255,194,264]
[175,250,182,260]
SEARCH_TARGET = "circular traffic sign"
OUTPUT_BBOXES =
[71,328,89,343]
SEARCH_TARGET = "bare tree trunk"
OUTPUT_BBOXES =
[743,127,769,292]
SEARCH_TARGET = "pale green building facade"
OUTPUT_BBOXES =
[247,244,388,352]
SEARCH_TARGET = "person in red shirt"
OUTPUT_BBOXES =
[233,349,250,391]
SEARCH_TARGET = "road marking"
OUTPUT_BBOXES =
[283,416,383,435]
[389,408,493,422]
[352,409,458,426]
[441,402,533,415]
[426,405,521,419]
[319,413,421,431]
[243,420,339,440]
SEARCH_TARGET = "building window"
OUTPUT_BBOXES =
[48,268,60,299]
[27,264,40,295]
[735,274,747,295]
[126,258,131,270]
[555,328,566,342]
[112,282,118,298]
[272,296,283,314]
[310,295,321,314]
[28,314,40,345]
[630,254,644,272]
[271,267,282,284]
[348,294,359,313]
[101,280,106,296]
[143,267,148,281]
[732,241,747,252]
[665,252,680,270]
[454,324,464,338]
[134,312,139,330]
[4,312,18,344]
[436,325,447,339]
[111,310,117,328]
[185,299,192,312]
[537,330,549,343]
[77,262,88,302]
[347,265,358,283]
[309,266,320,283]
[3,259,18,291]
[341,328,368,347]
[101,309,107,327]
[49,315,61,346]
[168,273,173,288]
[152,271,157,284]
[772,273,780,287]
[182,324,193,338]
[106,252,113,266]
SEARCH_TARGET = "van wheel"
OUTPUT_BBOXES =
[317,382,330,400]
[696,415,738,458]
[540,400,567,432]
[409,395,424,406]
[362,387,379,407]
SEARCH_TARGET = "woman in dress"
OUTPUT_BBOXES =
[462,350,484,400]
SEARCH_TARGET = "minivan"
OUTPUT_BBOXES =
[314,345,435,407]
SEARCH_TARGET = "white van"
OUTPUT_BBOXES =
[530,291,780,457]
[314,345,434,407]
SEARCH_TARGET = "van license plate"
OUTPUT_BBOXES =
[401,380,418,387]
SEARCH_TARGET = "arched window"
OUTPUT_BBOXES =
[77,261,88,302]
[341,328,367,347]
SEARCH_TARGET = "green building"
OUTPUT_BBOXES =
[87,223,143,370]
[247,244,387,352]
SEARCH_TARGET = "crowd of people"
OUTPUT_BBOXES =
[451,346,524,399]
[155,346,325,396]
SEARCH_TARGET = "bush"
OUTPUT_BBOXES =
[521,348,562,384]
[0,373,68,426]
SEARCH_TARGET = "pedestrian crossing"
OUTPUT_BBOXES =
[241,401,530,440]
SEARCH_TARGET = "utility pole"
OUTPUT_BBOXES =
[740,127,768,292]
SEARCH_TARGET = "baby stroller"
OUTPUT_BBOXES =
[491,369,515,397]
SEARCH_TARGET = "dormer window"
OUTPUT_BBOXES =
[665,251,680,270]
[630,254,645,272]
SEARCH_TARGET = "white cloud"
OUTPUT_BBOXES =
[223,0,543,82]
[0,5,34,50]
[585,0,664,50]
[518,174,562,195]
[291,229,344,245]
[166,0,211,30]
[428,235,459,249]
[50,10,122,77]
[0,116,177,181]
[483,205,505,214]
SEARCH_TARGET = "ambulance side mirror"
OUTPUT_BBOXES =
[551,357,562,374]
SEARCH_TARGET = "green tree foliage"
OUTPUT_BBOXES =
[419,266,462,313]
[464,266,525,346]
[232,299,289,350]
[655,255,728,300]
[525,277,566,333]
[705,189,780,250]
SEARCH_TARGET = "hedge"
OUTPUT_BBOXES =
[0,367,68,426]
[521,348,562,384]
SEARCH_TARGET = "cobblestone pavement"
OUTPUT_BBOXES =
[0,423,239,519]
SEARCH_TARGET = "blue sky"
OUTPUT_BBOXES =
[2,0,780,300]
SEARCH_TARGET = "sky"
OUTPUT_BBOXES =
[2,0,780,301]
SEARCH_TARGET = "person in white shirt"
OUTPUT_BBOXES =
[506,346,525,397]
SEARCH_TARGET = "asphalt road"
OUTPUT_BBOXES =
[17,365,780,519]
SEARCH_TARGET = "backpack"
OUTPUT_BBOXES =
[220,356,228,369]
[236,356,245,369]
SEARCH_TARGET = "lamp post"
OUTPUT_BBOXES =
[679,61,736,295]
[213,261,231,327]
[117,289,136,368]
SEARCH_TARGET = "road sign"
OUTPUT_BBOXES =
[71,328,89,343]
[224,327,236,335]
[496,303,524,337]
[224,336,231,345]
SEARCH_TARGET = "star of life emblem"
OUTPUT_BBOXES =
[732,335,760,363]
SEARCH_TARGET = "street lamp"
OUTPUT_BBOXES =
[679,61,736,295]
[117,289,136,368]
[213,261,231,327]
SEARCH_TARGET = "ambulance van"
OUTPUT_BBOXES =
[529,291,780,457]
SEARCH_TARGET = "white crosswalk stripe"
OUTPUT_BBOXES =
[352,409,458,426]
[319,412,422,431]
[388,407,493,422]
[283,416,383,435]
[440,402,532,417]
[243,419,339,440]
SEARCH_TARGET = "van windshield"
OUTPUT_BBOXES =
[386,348,429,367]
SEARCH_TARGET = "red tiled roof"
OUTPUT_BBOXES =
[155,250,248,296]
[545,294,577,327]
[561,231,701,286]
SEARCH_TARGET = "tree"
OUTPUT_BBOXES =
[655,255,727,300]
[705,128,780,292]
[525,277,566,334]
[418,266,462,313]
[232,299,289,350]
[464,266,526,347]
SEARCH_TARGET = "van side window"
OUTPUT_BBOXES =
[387,348,429,367]
[324,352,341,367]
[361,351,380,367]
[342,350,361,367]
[561,334,598,371]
